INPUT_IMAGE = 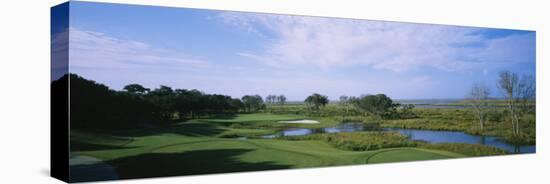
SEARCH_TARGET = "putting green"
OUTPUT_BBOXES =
[203,113,305,123]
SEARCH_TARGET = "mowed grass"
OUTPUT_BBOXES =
[198,113,342,129]
[203,113,306,123]
[72,133,464,179]
[71,113,465,180]
[366,148,464,164]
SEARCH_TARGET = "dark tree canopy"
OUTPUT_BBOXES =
[353,94,400,118]
[57,74,246,130]
[241,95,264,112]
[123,84,150,94]
[304,93,329,110]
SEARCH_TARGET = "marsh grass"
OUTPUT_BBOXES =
[279,132,419,151]
[381,108,536,145]
[441,99,536,107]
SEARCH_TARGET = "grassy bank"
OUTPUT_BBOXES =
[419,143,506,156]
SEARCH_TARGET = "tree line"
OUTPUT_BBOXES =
[305,93,413,119]
[265,94,287,111]
[54,74,267,129]
[54,74,434,130]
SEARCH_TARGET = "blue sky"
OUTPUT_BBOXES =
[58,1,536,101]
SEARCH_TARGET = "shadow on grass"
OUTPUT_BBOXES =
[107,122,227,138]
[70,142,138,152]
[202,114,238,120]
[70,155,119,182]
[197,114,254,127]
[107,149,291,180]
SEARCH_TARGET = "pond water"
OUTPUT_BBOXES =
[261,122,535,154]
[414,105,468,109]
[396,99,461,105]
[383,128,535,154]
[261,122,370,138]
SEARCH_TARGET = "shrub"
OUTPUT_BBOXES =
[503,132,535,145]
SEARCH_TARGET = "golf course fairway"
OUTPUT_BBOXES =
[71,117,466,180]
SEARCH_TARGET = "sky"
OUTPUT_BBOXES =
[53,1,536,101]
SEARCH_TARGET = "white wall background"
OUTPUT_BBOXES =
[0,0,547,183]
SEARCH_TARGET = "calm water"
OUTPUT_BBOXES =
[383,128,535,153]
[262,122,535,154]
[396,99,461,105]
[413,105,468,109]
[396,99,467,109]
[261,122,370,138]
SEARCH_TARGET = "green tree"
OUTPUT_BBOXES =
[305,93,329,111]
[354,94,399,118]
[123,84,150,95]
[147,85,176,121]
[229,98,244,113]
[242,95,264,112]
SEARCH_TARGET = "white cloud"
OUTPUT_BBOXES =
[411,76,432,84]
[470,33,535,64]
[219,12,534,72]
[51,29,69,81]
[68,27,210,70]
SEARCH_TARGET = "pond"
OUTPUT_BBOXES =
[261,122,370,138]
[414,105,468,109]
[383,128,535,154]
[261,122,535,154]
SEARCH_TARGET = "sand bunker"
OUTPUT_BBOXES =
[277,119,320,124]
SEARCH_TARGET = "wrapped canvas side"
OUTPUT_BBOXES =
[51,2,70,183]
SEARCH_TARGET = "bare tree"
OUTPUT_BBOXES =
[498,71,520,135]
[468,83,491,130]
[265,95,276,111]
[519,75,536,113]
[339,95,350,117]
[277,95,286,111]
[497,71,535,135]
